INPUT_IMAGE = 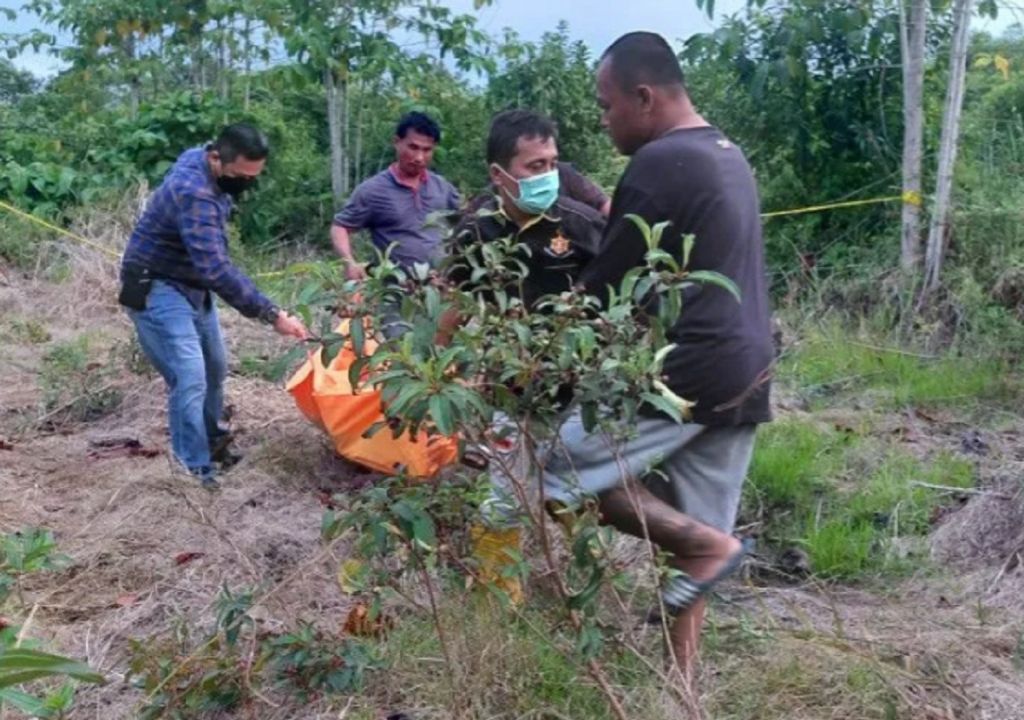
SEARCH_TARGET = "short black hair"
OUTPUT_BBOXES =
[601,32,686,92]
[486,109,558,168]
[211,123,269,162]
[396,111,442,143]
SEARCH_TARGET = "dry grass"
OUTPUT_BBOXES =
[1,208,1023,719]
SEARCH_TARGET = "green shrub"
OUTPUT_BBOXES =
[38,337,122,424]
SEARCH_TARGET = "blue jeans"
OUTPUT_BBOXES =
[129,281,228,474]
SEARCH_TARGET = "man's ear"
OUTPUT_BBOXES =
[636,85,655,113]
[488,163,504,186]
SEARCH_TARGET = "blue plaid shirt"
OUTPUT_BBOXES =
[121,147,275,319]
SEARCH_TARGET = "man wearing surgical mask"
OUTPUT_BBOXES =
[450,109,605,309]
[119,123,309,489]
[446,110,606,604]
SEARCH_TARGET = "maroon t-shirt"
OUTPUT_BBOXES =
[580,127,773,426]
[558,162,608,214]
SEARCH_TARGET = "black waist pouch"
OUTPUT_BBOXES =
[118,265,153,311]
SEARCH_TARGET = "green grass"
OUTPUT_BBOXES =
[841,449,974,536]
[802,519,878,579]
[38,335,122,422]
[365,597,664,719]
[746,419,846,515]
[1,317,52,345]
[782,325,1014,409]
[746,320,1008,579]
[744,419,977,580]
[705,632,907,720]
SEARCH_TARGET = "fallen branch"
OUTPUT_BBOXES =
[910,481,1012,500]
[987,548,1022,594]
[23,381,119,436]
[848,340,937,360]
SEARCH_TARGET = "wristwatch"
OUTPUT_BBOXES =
[260,304,281,325]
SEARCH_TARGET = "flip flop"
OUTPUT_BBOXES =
[648,536,754,623]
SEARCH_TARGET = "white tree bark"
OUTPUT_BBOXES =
[218,20,230,103]
[899,0,927,273]
[325,66,345,205]
[340,75,351,198]
[924,0,974,294]
[243,18,252,111]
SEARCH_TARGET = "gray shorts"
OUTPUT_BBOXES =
[482,410,757,534]
[541,411,757,533]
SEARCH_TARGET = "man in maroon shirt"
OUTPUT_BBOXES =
[331,112,461,280]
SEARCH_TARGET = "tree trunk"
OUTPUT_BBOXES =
[899,0,927,273]
[354,83,366,182]
[923,0,974,295]
[124,35,140,120]
[326,67,346,205]
[243,17,252,111]
[218,19,230,103]
[340,76,351,197]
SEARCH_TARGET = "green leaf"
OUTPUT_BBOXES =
[0,649,104,688]
[681,234,696,268]
[640,392,683,423]
[444,384,491,422]
[686,270,741,302]
[265,344,308,383]
[387,381,428,419]
[645,248,678,271]
[566,567,603,612]
[348,356,370,389]
[624,214,652,249]
[580,402,599,432]
[350,319,365,357]
[322,339,345,366]
[362,421,388,439]
[428,394,454,436]
[424,286,441,318]
[513,322,531,346]
[296,281,323,306]
[0,688,45,715]
[650,220,672,250]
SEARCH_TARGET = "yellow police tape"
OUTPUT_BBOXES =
[0,198,122,260]
[1,190,925,278]
[761,190,922,219]
[0,197,303,279]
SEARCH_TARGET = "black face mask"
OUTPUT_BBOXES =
[216,175,256,197]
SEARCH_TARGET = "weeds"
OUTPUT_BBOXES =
[366,598,667,719]
[37,336,122,425]
[235,352,301,383]
[0,528,70,604]
[783,324,1015,410]
[743,419,978,579]
[705,633,906,720]
[129,585,378,718]
[266,623,376,700]
[0,529,103,717]
[2,316,51,345]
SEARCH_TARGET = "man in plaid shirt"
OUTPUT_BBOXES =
[120,123,308,488]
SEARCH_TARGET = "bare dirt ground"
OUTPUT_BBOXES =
[2,243,1023,719]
